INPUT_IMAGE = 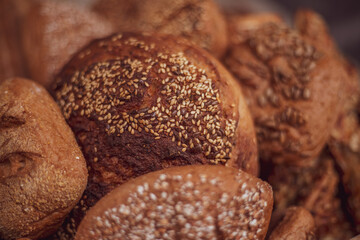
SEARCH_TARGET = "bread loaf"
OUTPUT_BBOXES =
[92,0,228,58]
[20,0,114,88]
[75,165,273,240]
[224,11,348,166]
[52,32,258,238]
[0,78,88,239]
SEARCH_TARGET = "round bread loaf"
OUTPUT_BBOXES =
[0,78,88,240]
[52,32,258,238]
[268,207,316,240]
[75,165,273,240]
[20,0,114,88]
[92,0,228,58]
[224,11,348,166]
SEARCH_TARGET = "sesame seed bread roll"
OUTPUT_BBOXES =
[75,165,273,240]
[224,12,348,166]
[268,207,316,240]
[20,0,114,88]
[52,32,258,238]
[92,0,228,58]
[0,78,88,240]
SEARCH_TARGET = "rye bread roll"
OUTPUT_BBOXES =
[92,0,228,58]
[19,0,114,88]
[75,165,273,240]
[0,78,87,240]
[224,10,348,166]
[52,32,258,238]
[268,207,316,240]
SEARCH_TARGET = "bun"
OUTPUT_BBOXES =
[20,0,114,88]
[224,11,348,166]
[0,78,88,240]
[268,207,316,240]
[52,32,258,238]
[75,165,273,240]
[92,0,228,58]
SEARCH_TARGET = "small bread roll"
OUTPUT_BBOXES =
[52,32,258,238]
[268,207,316,240]
[75,165,273,240]
[224,11,348,166]
[20,0,114,88]
[0,78,88,240]
[92,0,228,58]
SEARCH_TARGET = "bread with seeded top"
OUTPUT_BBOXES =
[51,32,258,239]
[75,165,273,240]
[224,11,349,166]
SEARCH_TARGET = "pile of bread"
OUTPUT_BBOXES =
[0,0,359,239]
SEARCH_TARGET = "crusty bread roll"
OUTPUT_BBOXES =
[75,165,273,240]
[224,11,348,166]
[52,32,258,238]
[20,0,114,88]
[0,78,88,240]
[268,207,316,240]
[92,0,228,58]
[267,154,356,239]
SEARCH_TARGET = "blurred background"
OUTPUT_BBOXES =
[219,0,360,63]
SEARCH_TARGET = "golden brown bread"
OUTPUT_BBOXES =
[224,11,348,166]
[268,207,316,240]
[75,165,273,240]
[51,32,258,239]
[20,0,114,88]
[0,0,28,81]
[0,78,88,240]
[92,0,228,58]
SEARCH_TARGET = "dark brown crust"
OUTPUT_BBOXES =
[92,0,228,58]
[75,165,273,240]
[224,12,348,166]
[268,207,316,240]
[0,78,88,240]
[51,32,258,239]
[20,0,114,88]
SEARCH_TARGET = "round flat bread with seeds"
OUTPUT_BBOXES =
[52,32,258,238]
[75,165,273,240]
[224,11,349,166]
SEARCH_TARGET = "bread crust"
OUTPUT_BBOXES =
[268,207,316,240]
[52,32,258,238]
[224,12,348,166]
[92,0,228,58]
[20,0,114,88]
[0,78,88,240]
[75,165,273,240]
